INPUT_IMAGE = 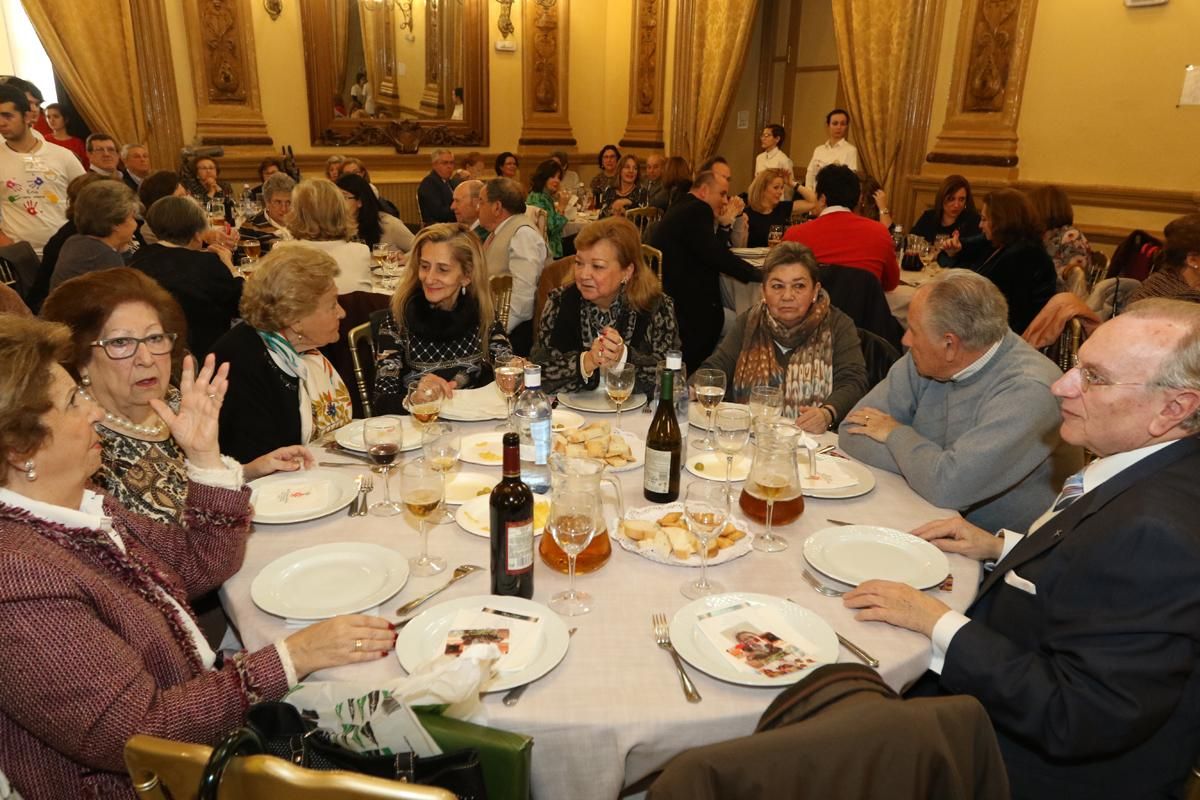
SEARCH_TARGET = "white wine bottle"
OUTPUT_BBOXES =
[644,353,682,502]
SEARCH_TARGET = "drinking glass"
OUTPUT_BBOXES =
[242,238,261,261]
[372,243,391,271]
[421,422,460,523]
[547,490,599,615]
[767,225,785,248]
[747,432,801,553]
[406,382,445,431]
[402,460,447,576]
[493,355,525,432]
[715,406,752,489]
[363,417,403,516]
[237,257,255,278]
[605,363,636,431]
[681,482,729,599]
[693,368,727,451]
[207,199,227,230]
[748,384,783,432]
[917,240,939,272]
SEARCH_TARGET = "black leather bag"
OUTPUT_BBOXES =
[198,701,487,799]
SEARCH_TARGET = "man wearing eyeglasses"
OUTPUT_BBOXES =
[838,269,1080,533]
[841,298,1200,799]
[85,133,124,181]
[417,148,457,224]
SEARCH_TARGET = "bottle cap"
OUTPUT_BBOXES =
[665,353,681,370]
[523,364,542,388]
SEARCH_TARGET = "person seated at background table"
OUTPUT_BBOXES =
[0,317,393,800]
[648,155,693,213]
[877,174,986,269]
[130,197,241,357]
[49,180,139,291]
[839,270,1080,533]
[804,108,858,189]
[526,159,569,259]
[452,179,486,238]
[784,164,899,291]
[136,170,189,245]
[373,223,511,413]
[324,154,344,180]
[276,179,372,294]
[734,168,816,248]
[248,155,285,201]
[534,217,680,397]
[190,155,233,204]
[41,267,310,525]
[591,144,621,205]
[550,150,582,196]
[495,151,520,183]
[844,299,1200,800]
[698,242,866,433]
[245,171,295,240]
[478,177,548,357]
[1028,184,1093,292]
[339,157,401,218]
[642,153,665,200]
[600,155,649,218]
[28,173,110,313]
[337,173,414,254]
[417,148,458,225]
[976,188,1058,334]
[459,151,488,181]
[210,246,352,465]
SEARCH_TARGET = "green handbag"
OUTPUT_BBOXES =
[416,711,533,800]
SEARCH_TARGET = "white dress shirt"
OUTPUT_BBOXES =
[755,147,794,179]
[493,215,547,333]
[805,139,859,189]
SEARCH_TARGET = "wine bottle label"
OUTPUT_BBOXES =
[505,519,534,572]
[644,447,673,493]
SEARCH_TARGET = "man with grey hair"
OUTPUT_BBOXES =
[478,176,546,355]
[839,269,1080,532]
[451,179,485,237]
[843,298,1200,798]
[85,133,123,180]
[418,147,457,224]
[120,143,152,190]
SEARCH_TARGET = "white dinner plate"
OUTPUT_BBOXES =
[250,542,410,619]
[730,247,769,258]
[669,593,838,687]
[601,430,645,473]
[688,401,750,430]
[556,389,647,414]
[454,494,550,538]
[685,451,752,482]
[334,417,423,453]
[395,594,570,693]
[550,409,586,433]
[444,471,498,505]
[801,457,876,499]
[803,525,950,590]
[616,503,753,568]
[459,432,506,466]
[249,469,360,524]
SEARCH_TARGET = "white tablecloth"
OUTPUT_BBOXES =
[220,412,979,800]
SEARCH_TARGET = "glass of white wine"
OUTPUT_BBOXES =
[694,368,727,451]
[547,490,599,615]
[406,381,445,431]
[605,363,637,431]
[363,417,403,516]
[681,481,729,599]
[746,433,801,553]
[714,406,752,490]
[421,422,460,523]
[402,460,447,576]
[493,355,525,432]
[748,384,783,434]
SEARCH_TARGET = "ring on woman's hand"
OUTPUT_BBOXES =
[207,393,217,399]
[864,415,871,422]
[354,638,363,652]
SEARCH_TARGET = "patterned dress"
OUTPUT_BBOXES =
[92,390,187,525]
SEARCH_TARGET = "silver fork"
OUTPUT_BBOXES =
[802,568,845,597]
[652,613,701,703]
[355,474,374,516]
[348,475,365,517]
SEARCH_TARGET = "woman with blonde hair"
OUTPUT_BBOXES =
[373,223,511,414]
[534,216,680,395]
[736,168,815,247]
[277,179,372,294]
[210,246,352,464]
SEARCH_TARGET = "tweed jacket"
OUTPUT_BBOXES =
[0,482,290,800]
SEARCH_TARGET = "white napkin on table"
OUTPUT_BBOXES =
[800,455,857,490]
[439,383,509,421]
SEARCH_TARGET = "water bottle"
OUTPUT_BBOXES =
[891,224,905,264]
[513,365,552,493]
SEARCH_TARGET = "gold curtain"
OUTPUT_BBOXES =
[672,0,759,168]
[332,1,351,99]
[831,0,921,194]
[20,0,145,148]
[358,1,382,106]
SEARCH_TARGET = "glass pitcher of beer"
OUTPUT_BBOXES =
[739,422,803,552]
[540,454,624,573]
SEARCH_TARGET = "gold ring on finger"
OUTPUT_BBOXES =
[354,638,363,652]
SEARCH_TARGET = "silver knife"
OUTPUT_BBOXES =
[502,627,577,706]
[836,633,880,668]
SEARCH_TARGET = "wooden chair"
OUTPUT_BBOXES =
[489,273,514,330]
[534,256,576,338]
[641,243,663,282]
[124,734,456,800]
[624,206,661,238]
[1085,250,1109,293]
[1061,264,1088,298]
[347,322,376,417]
[524,205,549,242]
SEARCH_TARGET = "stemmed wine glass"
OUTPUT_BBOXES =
[681,482,729,599]
[402,460,447,576]
[421,422,460,524]
[605,364,636,431]
[748,384,783,434]
[363,417,403,516]
[747,433,800,553]
[694,368,727,451]
[493,355,525,432]
[406,381,445,431]
[547,490,599,616]
[715,406,752,489]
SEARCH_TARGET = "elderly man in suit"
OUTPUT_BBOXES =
[844,298,1200,799]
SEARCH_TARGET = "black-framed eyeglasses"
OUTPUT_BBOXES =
[90,332,178,360]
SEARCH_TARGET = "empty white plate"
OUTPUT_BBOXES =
[803,525,950,590]
[250,542,410,619]
[249,469,360,524]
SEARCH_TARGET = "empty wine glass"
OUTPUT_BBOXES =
[547,490,599,615]
[748,384,783,433]
[406,381,445,431]
[681,481,729,599]
[421,422,460,523]
[694,368,727,451]
[605,363,636,430]
[493,355,525,432]
[364,417,404,516]
[715,406,752,489]
[402,460,447,576]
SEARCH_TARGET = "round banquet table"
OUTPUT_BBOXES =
[220,406,980,800]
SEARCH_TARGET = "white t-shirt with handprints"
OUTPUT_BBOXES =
[0,138,86,256]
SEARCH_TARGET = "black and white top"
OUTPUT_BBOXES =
[92,390,187,526]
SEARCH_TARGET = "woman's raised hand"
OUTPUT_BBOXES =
[150,354,229,470]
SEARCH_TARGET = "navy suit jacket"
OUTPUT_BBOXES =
[417,171,455,224]
[938,437,1200,799]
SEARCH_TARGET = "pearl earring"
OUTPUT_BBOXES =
[23,460,36,481]
[80,373,91,387]
[461,285,466,296]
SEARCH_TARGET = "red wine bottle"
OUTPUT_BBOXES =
[490,432,534,598]
[644,353,682,502]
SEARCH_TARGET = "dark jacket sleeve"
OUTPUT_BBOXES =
[682,201,762,284]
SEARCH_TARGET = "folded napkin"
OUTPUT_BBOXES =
[800,455,858,491]
[443,607,544,674]
[696,602,820,678]
[440,384,509,421]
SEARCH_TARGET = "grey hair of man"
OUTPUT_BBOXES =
[120,142,147,160]
[919,269,1009,351]
[1122,298,1200,431]
[431,148,452,165]
[262,171,296,201]
[762,241,819,283]
[458,179,483,201]
[484,177,526,215]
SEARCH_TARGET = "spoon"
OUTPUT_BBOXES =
[394,564,484,618]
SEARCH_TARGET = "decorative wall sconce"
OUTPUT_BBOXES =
[361,0,415,34]
[497,0,515,39]
[264,0,282,20]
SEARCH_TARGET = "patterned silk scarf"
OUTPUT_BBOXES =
[257,330,352,443]
[732,289,834,416]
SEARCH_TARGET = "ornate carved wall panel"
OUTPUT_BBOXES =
[182,0,273,145]
[620,0,669,148]
[519,0,575,146]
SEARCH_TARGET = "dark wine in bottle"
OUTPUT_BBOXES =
[490,432,535,598]
[644,353,682,502]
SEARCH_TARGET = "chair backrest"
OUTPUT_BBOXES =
[0,241,40,299]
[625,206,661,237]
[1041,316,1083,373]
[534,255,576,338]
[0,258,15,288]
[1061,264,1088,299]
[489,273,514,330]
[641,243,663,282]
[856,327,902,390]
[347,322,376,417]
[818,263,905,349]
[125,734,456,800]
[1085,250,1108,293]
[319,291,391,419]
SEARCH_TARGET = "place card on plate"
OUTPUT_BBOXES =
[695,602,820,679]
[256,481,331,515]
[444,606,544,673]
[799,456,858,491]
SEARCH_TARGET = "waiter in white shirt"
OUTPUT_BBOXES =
[754,124,794,181]
[804,108,858,189]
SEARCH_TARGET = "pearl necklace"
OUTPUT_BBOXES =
[80,388,166,436]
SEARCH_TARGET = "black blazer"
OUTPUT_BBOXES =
[649,194,760,372]
[210,322,301,465]
[417,171,455,224]
[940,438,1200,799]
[976,238,1057,334]
[131,244,242,358]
